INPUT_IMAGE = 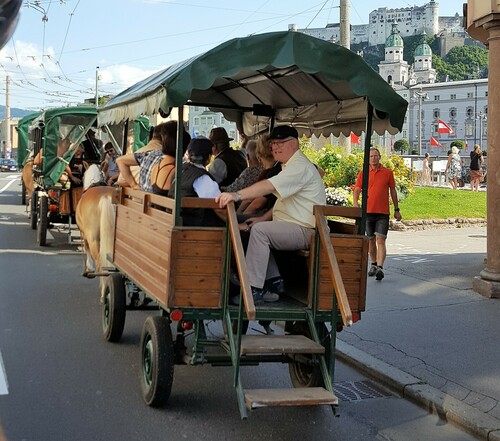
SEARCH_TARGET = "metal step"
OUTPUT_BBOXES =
[240,335,324,355]
[244,387,338,409]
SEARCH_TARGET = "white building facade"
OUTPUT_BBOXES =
[188,106,238,142]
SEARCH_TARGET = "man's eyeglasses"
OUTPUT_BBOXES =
[270,137,293,146]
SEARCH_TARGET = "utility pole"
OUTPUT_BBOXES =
[338,0,351,153]
[4,75,10,158]
[95,66,99,108]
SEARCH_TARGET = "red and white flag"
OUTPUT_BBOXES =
[438,119,454,134]
[430,136,443,147]
[350,132,360,144]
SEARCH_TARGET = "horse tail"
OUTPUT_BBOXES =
[98,193,115,273]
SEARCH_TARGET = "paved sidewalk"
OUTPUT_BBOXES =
[335,225,500,441]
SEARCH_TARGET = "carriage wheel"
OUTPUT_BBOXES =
[140,315,174,407]
[30,192,38,230]
[37,195,48,246]
[21,181,26,206]
[102,273,126,342]
[288,322,330,388]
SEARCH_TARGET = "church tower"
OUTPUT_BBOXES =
[412,33,436,84]
[378,23,409,85]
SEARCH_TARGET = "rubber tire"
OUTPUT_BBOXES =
[288,322,330,388]
[21,181,26,206]
[30,192,38,230]
[37,195,48,246]
[140,316,174,407]
[102,274,126,342]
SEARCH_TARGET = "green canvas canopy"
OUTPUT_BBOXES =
[16,111,41,168]
[29,106,97,187]
[98,31,408,137]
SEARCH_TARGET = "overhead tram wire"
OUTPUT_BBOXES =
[50,3,329,62]
[304,0,329,29]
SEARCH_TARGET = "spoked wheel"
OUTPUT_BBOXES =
[287,322,330,388]
[21,181,26,205]
[102,273,126,342]
[140,315,174,407]
[30,192,38,230]
[37,195,48,246]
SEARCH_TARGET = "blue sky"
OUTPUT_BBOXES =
[0,0,462,111]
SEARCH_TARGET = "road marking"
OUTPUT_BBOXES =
[0,177,18,193]
[0,351,8,395]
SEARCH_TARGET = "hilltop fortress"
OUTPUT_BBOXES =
[290,0,463,49]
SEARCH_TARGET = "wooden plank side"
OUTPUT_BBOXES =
[168,228,226,309]
[115,206,172,252]
[115,228,170,269]
[114,237,169,283]
[113,200,173,306]
[316,235,368,312]
[113,244,169,305]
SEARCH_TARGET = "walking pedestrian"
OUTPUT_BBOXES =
[353,148,402,281]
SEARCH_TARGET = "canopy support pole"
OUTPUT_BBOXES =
[360,101,374,235]
[174,106,184,227]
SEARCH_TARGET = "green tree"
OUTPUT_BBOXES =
[393,139,410,154]
[444,46,488,80]
[450,140,465,151]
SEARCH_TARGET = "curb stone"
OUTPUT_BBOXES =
[336,340,500,441]
[390,218,486,231]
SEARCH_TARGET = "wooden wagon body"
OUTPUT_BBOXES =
[94,31,407,417]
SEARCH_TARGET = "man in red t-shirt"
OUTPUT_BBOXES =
[353,148,402,280]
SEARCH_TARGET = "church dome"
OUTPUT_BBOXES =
[415,34,433,56]
[386,23,403,48]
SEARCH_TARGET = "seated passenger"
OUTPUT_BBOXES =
[150,124,190,196]
[101,143,120,185]
[216,125,326,304]
[117,121,187,192]
[208,127,247,187]
[221,140,263,193]
[168,137,223,227]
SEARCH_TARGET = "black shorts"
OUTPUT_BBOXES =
[365,213,390,239]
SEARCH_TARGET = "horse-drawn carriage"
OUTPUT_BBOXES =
[26,106,101,246]
[16,111,41,206]
[86,31,407,418]
[24,106,152,246]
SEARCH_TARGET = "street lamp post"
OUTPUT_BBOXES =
[413,89,428,155]
[478,112,487,149]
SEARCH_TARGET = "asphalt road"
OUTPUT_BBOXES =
[0,172,477,441]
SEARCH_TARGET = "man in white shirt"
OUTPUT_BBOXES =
[216,125,326,303]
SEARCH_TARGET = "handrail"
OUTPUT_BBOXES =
[225,201,256,320]
[314,205,353,326]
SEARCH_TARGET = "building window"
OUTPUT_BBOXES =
[201,116,206,125]
[450,108,457,118]
[194,117,200,125]
[465,123,473,137]
[194,106,199,111]
[433,109,440,118]
[485,91,488,97]
[434,95,440,101]
[466,107,473,118]
[207,116,213,125]
[433,124,438,134]
[467,92,473,99]
[450,94,456,100]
